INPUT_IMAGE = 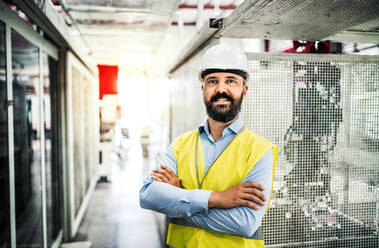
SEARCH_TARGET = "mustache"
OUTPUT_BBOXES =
[210,92,234,102]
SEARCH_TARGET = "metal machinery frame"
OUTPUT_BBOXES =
[241,52,379,247]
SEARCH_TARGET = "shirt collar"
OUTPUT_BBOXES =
[198,116,244,137]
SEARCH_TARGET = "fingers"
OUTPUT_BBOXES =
[159,168,173,180]
[238,199,259,210]
[160,165,176,177]
[152,168,169,181]
[241,182,265,191]
[153,168,170,179]
[152,164,176,181]
[242,187,266,202]
[151,175,163,182]
[151,172,169,182]
[241,193,265,206]
[151,165,180,187]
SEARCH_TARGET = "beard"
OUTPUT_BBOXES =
[204,92,243,123]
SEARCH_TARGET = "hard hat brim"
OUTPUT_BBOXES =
[200,68,248,80]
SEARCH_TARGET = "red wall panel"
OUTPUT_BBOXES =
[98,64,118,99]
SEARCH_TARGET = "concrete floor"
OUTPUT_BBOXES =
[74,140,167,248]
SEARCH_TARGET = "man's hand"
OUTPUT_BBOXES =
[151,165,182,188]
[208,182,266,210]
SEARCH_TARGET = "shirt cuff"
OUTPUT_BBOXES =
[186,189,212,217]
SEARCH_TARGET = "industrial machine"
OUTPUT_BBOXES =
[259,44,379,247]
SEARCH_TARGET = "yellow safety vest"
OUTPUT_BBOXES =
[167,128,278,248]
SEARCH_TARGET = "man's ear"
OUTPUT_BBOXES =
[243,84,248,98]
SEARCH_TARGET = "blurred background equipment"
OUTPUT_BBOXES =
[99,95,119,182]
[140,126,152,158]
[98,65,119,182]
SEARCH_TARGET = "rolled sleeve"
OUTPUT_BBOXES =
[186,189,212,216]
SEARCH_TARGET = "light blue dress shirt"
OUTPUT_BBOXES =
[139,116,274,238]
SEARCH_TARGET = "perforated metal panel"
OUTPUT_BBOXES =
[241,53,379,247]
[221,0,379,41]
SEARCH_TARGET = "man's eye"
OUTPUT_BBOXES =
[207,80,217,84]
[226,79,236,84]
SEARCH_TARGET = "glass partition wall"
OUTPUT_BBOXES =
[12,28,43,247]
[0,4,61,247]
[0,20,10,248]
[11,29,60,248]
[43,54,61,247]
[1,2,99,247]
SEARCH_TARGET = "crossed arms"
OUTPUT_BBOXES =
[139,147,274,238]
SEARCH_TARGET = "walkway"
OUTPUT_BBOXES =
[74,140,166,248]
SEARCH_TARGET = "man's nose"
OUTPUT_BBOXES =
[215,81,227,93]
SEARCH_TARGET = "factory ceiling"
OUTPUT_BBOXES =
[52,0,379,68]
[57,0,242,66]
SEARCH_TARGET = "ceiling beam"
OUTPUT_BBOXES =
[327,31,379,44]
[178,4,237,10]
[66,5,170,15]
[79,29,163,37]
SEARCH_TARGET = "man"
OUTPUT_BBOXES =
[140,43,278,248]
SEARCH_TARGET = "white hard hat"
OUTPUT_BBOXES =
[199,43,248,80]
